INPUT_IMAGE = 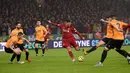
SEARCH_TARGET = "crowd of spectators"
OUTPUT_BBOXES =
[0,0,130,36]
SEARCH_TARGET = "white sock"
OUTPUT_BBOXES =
[127,56,130,59]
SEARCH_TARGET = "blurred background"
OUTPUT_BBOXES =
[0,0,130,41]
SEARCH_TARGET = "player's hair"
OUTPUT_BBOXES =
[36,19,41,22]
[37,20,41,21]
[110,15,116,18]
[15,21,21,26]
[18,32,23,36]
[106,15,116,18]
[64,19,72,22]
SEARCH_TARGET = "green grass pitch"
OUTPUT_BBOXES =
[0,46,130,73]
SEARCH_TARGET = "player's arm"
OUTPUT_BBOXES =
[33,28,37,40]
[100,19,109,23]
[126,24,130,28]
[33,33,36,36]
[23,38,32,46]
[9,30,15,37]
[34,28,37,36]
[125,28,129,38]
[72,27,83,39]
[21,29,25,36]
[48,29,51,34]
[48,20,61,27]
[63,29,69,32]
[123,23,130,37]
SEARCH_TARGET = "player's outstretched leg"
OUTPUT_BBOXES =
[83,46,97,55]
[83,40,105,55]
[116,49,130,64]
[67,47,75,62]
[95,49,109,66]
[116,49,128,57]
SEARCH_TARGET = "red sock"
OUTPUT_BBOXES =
[68,51,74,59]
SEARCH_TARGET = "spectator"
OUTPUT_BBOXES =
[27,25,34,35]
[0,0,130,35]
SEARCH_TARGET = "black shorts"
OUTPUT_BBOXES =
[106,39,124,50]
[4,47,13,53]
[101,38,112,45]
[16,44,25,51]
[35,40,45,47]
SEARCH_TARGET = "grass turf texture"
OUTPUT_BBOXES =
[0,46,130,73]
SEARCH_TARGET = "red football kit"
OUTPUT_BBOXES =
[52,23,83,48]
[45,27,51,41]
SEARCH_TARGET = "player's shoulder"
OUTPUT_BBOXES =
[19,29,24,33]
[41,25,46,29]
[35,26,38,29]
[56,24,64,27]
[120,21,128,25]
[70,25,75,29]
[111,19,118,23]
[11,36,17,39]
[10,36,18,41]
[110,19,122,25]
[12,28,17,32]
[20,28,24,31]
[113,20,127,25]
[70,25,74,27]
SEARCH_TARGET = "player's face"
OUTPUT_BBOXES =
[18,35,23,39]
[107,18,112,21]
[65,22,72,26]
[36,21,41,26]
[106,18,109,21]
[67,22,72,26]
[112,16,116,20]
[16,24,21,29]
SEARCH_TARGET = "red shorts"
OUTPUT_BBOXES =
[45,35,50,42]
[62,38,78,48]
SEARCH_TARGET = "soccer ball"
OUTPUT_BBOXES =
[78,56,84,62]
